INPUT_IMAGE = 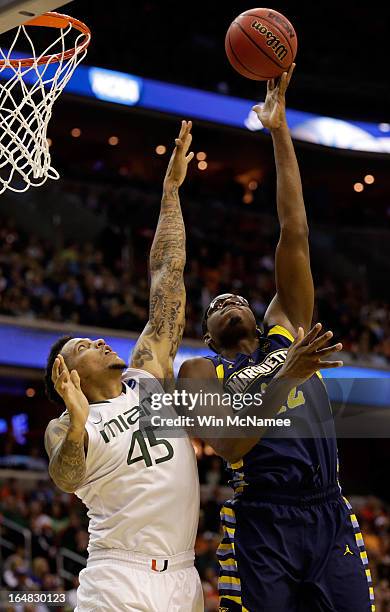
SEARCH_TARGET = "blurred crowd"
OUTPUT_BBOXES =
[2,456,390,611]
[0,176,389,365]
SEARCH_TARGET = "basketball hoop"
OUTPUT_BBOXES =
[0,11,91,194]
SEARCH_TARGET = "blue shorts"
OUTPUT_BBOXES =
[217,486,374,612]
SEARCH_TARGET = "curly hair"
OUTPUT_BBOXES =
[44,336,73,407]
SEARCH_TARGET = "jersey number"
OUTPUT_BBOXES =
[261,383,305,414]
[127,427,174,468]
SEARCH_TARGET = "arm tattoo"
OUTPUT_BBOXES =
[131,338,154,368]
[132,185,186,370]
[49,434,86,493]
[150,186,185,274]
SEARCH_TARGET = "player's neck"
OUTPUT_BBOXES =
[220,336,259,360]
[84,376,123,403]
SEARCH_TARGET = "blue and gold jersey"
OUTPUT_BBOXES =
[207,324,339,494]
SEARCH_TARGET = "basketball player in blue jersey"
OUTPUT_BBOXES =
[179,65,374,612]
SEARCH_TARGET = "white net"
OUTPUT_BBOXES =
[0,15,90,194]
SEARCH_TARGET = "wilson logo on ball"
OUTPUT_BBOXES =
[265,11,296,39]
[225,8,297,81]
[251,20,288,61]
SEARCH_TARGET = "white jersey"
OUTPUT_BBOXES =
[55,368,199,557]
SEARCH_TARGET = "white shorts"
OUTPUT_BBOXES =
[75,548,204,612]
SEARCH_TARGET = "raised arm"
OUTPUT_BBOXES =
[131,121,194,379]
[253,64,314,335]
[45,355,89,493]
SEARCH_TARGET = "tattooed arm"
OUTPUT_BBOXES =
[45,417,88,493]
[44,354,90,493]
[131,121,194,379]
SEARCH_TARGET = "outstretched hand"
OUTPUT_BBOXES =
[276,322,343,385]
[164,120,194,189]
[52,354,89,432]
[252,63,295,130]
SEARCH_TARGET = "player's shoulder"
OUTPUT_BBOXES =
[122,366,157,382]
[44,412,70,456]
[266,323,295,348]
[46,411,70,431]
[178,356,217,378]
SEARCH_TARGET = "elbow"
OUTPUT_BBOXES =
[280,222,309,240]
[150,258,186,276]
[58,483,77,494]
[210,440,243,464]
[50,476,76,494]
[211,435,262,463]
[48,467,79,494]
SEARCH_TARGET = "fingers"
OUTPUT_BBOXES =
[182,131,193,154]
[51,356,60,382]
[279,71,288,95]
[293,326,304,345]
[297,323,322,347]
[318,360,344,369]
[177,119,187,140]
[279,62,295,95]
[174,121,193,165]
[309,330,339,352]
[54,369,69,390]
[52,353,69,383]
[267,78,275,92]
[252,104,263,117]
[287,62,296,83]
[176,120,192,148]
[70,369,81,390]
[58,354,70,377]
[316,343,343,356]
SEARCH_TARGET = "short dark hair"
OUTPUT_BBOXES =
[44,336,73,407]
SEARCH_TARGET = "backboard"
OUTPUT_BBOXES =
[0,0,72,33]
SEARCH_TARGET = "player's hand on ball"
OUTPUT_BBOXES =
[164,120,194,189]
[52,354,89,432]
[277,322,343,384]
[252,62,295,130]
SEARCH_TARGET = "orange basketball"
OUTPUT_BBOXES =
[225,8,297,81]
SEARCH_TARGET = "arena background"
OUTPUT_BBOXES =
[0,1,390,610]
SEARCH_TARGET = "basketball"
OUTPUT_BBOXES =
[225,8,298,80]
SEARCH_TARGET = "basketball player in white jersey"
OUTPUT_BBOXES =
[43,121,204,611]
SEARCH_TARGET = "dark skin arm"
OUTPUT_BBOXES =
[253,64,314,335]
[178,356,261,462]
[179,324,343,463]
[131,121,194,379]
